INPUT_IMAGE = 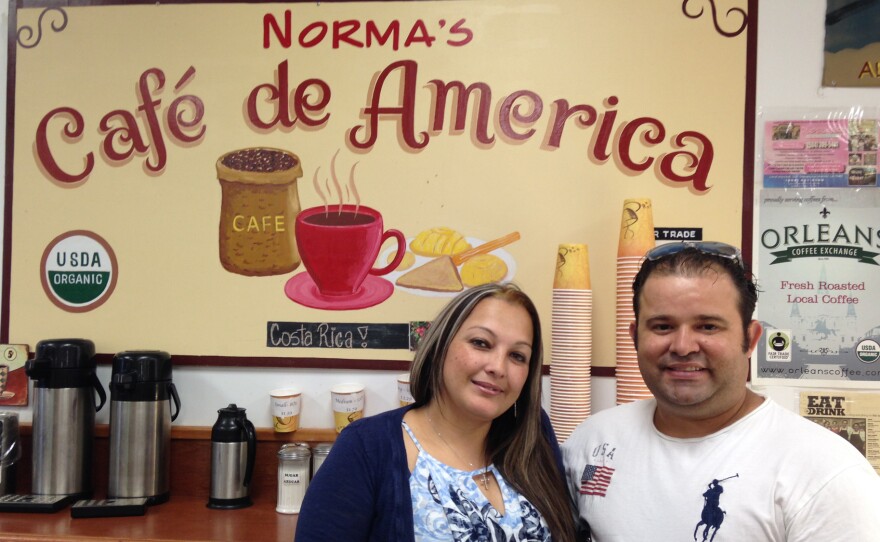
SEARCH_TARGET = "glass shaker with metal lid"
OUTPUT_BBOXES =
[276,443,310,514]
[311,442,333,477]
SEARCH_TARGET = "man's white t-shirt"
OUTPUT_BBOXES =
[561,398,880,542]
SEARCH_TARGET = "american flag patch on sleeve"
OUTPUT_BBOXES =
[580,464,615,497]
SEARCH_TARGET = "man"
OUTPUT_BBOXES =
[837,419,852,440]
[850,421,867,456]
[562,242,880,541]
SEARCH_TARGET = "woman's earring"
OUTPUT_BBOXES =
[514,401,517,418]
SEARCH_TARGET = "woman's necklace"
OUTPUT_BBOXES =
[426,413,490,490]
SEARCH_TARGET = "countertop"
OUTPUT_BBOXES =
[1,424,335,542]
[0,495,298,542]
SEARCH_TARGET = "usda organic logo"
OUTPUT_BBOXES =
[856,339,880,364]
[40,231,118,312]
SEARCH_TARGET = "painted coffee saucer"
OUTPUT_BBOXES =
[0,391,15,399]
[284,273,394,310]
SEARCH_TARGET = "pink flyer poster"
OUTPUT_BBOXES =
[763,119,878,188]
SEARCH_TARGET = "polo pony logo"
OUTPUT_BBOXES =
[694,474,739,542]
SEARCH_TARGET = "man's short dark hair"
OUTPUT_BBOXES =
[632,247,759,350]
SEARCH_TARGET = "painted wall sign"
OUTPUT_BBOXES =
[4,1,754,366]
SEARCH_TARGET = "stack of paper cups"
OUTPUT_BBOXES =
[616,199,654,404]
[549,243,592,442]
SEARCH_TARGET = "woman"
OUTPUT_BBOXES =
[295,283,576,541]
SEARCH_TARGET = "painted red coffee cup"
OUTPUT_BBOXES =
[295,204,405,296]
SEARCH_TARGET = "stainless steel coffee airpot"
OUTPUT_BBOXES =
[208,404,256,509]
[25,339,106,498]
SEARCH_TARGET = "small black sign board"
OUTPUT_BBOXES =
[267,322,412,350]
[654,227,703,241]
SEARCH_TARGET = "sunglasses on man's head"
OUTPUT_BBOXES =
[644,241,743,267]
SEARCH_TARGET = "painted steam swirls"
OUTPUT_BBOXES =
[682,0,748,38]
[17,7,68,49]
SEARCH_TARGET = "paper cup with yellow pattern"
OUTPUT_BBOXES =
[554,243,591,290]
[270,388,302,432]
[617,198,655,257]
[397,373,414,407]
[331,383,366,433]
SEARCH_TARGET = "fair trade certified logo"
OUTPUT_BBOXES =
[40,231,118,312]
[766,329,792,362]
[856,339,880,364]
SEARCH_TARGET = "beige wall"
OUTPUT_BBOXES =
[1,1,875,428]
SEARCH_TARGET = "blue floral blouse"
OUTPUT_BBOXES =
[402,421,551,542]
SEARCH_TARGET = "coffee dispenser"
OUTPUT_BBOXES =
[208,404,256,509]
[107,350,180,505]
[25,339,106,497]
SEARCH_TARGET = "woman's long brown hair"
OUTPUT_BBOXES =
[410,283,576,542]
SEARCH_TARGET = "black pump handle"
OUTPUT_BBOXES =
[24,358,48,379]
[168,382,181,422]
[111,371,137,390]
[90,372,107,412]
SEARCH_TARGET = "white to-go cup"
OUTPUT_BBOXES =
[270,388,302,432]
[330,383,365,433]
[397,373,414,407]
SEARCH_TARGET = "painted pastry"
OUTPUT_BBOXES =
[385,250,416,271]
[460,254,508,287]
[395,256,463,292]
[409,227,471,257]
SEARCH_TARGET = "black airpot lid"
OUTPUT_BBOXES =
[26,338,97,384]
[111,350,172,384]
